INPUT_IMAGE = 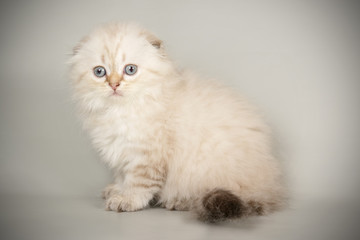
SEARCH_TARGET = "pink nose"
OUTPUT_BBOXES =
[109,83,120,90]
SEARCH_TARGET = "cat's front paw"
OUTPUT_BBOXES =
[102,184,120,199]
[106,195,124,212]
[105,194,148,212]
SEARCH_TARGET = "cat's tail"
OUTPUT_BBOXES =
[195,189,266,223]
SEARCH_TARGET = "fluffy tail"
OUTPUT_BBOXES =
[196,189,265,223]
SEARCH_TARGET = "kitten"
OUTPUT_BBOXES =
[69,23,284,222]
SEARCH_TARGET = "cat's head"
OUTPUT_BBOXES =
[69,23,173,112]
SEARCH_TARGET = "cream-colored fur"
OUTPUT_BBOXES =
[69,23,284,220]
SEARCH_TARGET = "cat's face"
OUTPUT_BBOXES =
[70,23,172,111]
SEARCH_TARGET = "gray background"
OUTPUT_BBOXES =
[1,0,360,239]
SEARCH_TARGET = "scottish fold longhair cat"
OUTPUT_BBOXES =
[69,23,284,222]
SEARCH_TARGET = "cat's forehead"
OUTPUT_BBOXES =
[84,28,152,64]
[94,31,147,55]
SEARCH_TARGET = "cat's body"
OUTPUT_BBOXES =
[70,23,284,222]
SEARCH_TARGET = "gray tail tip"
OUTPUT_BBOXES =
[198,189,246,223]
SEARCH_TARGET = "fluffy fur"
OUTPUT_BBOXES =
[69,23,284,222]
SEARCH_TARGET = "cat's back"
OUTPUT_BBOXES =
[172,71,267,134]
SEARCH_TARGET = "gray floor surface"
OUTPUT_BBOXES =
[1,195,359,240]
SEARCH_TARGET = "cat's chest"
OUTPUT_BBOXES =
[87,112,145,166]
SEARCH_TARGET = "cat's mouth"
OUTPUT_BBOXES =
[111,90,123,97]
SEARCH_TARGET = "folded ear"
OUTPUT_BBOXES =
[148,35,162,49]
[141,30,163,50]
[72,36,89,55]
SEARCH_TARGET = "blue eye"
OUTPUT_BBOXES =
[124,64,137,75]
[93,66,106,77]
